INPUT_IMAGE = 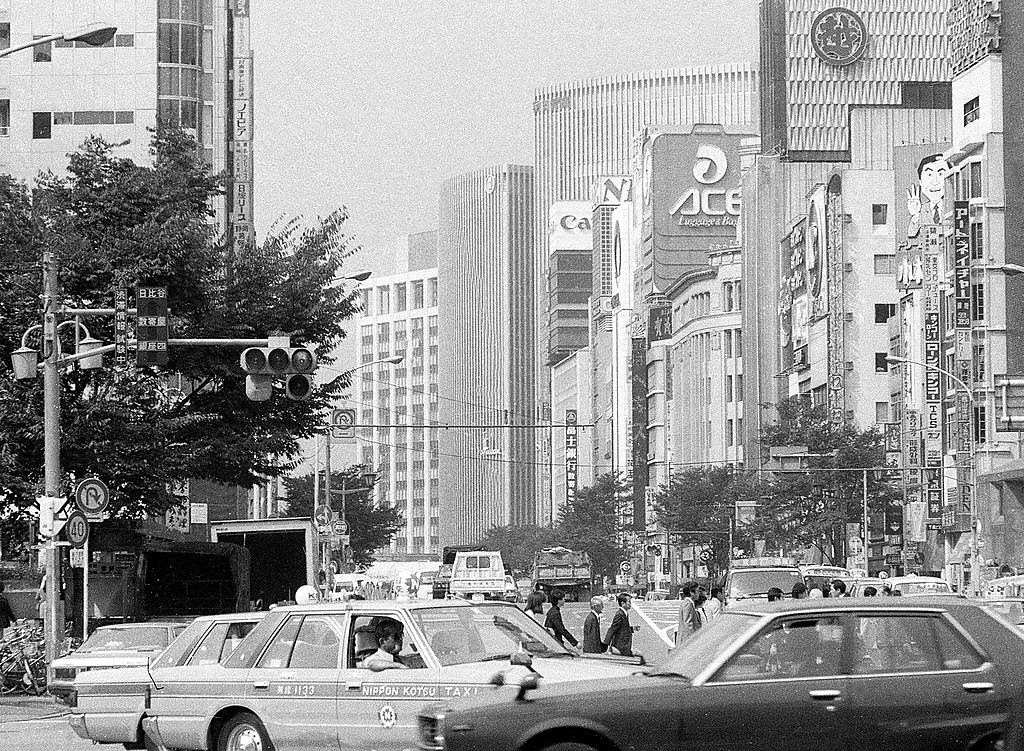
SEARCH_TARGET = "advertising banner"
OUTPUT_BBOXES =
[906,501,927,543]
[824,176,846,425]
[926,468,943,519]
[114,286,131,371]
[631,337,649,532]
[647,127,752,289]
[647,305,672,345]
[565,410,579,506]
[896,242,924,289]
[953,202,972,329]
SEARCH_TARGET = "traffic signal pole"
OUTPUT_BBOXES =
[41,246,63,672]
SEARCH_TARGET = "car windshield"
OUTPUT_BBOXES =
[411,604,571,666]
[79,626,169,653]
[651,612,760,679]
[729,570,804,598]
[894,580,950,595]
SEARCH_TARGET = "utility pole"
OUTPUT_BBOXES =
[41,246,63,670]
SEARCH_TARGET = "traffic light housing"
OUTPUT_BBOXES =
[240,345,316,401]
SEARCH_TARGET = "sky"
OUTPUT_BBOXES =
[250,1,760,268]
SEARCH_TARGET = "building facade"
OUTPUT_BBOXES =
[437,165,534,545]
[534,66,759,515]
[356,253,440,558]
[0,0,250,240]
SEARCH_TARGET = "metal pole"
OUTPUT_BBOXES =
[323,434,332,595]
[82,537,89,641]
[862,469,870,573]
[971,431,980,596]
[42,246,63,669]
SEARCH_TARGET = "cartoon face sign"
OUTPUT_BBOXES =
[906,153,950,238]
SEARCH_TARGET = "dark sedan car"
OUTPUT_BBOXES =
[418,598,1024,751]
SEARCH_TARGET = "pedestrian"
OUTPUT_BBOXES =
[767,587,783,602]
[582,595,606,653]
[862,586,878,597]
[705,586,727,618]
[808,587,824,599]
[881,585,893,596]
[0,583,15,636]
[676,581,702,643]
[524,589,545,621]
[830,579,849,598]
[791,582,808,599]
[603,592,636,656]
[543,589,579,650]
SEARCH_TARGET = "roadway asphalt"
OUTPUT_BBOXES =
[0,694,76,751]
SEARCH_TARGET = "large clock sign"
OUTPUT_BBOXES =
[811,7,869,67]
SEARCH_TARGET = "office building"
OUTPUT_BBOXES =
[355,232,440,558]
[0,0,251,244]
[437,165,534,545]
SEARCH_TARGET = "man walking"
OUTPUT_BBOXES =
[676,581,702,643]
[582,596,606,653]
[543,589,579,650]
[705,586,727,618]
[603,592,636,656]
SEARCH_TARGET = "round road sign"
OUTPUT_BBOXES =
[75,477,110,519]
[315,504,332,527]
[334,519,348,535]
[65,511,90,548]
[619,561,631,574]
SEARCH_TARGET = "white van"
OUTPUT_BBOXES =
[449,551,506,601]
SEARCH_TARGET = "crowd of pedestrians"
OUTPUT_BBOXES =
[526,587,641,657]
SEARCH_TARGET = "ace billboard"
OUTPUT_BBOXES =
[646,127,752,290]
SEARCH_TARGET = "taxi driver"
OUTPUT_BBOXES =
[361,618,411,672]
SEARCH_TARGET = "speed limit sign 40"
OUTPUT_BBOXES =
[65,511,90,548]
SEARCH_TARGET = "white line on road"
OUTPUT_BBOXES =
[633,604,675,647]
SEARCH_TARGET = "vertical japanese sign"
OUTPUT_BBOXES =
[114,286,130,371]
[824,176,847,426]
[564,410,579,506]
[923,225,943,467]
[135,287,169,367]
[631,336,649,532]
[953,201,974,520]
[230,1,254,256]
[953,202,972,330]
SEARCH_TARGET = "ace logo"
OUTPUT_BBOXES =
[670,144,741,225]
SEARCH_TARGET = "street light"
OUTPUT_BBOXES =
[887,354,979,595]
[0,23,117,59]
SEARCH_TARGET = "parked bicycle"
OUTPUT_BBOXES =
[0,621,47,695]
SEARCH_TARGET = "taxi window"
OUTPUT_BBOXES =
[187,623,229,666]
[257,616,303,669]
[288,616,343,670]
[713,616,843,683]
[347,614,425,669]
[851,615,945,674]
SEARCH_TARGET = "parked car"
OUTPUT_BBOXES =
[981,598,1024,629]
[49,621,190,704]
[847,577,888,596]
[418,597,1024,751]
[67,612,264,747]
[139,600,643,751]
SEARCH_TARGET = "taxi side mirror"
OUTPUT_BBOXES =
[515,674,539,702]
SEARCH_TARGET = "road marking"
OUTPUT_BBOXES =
[633,604,676,647]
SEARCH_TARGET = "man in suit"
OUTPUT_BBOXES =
[543,589,579,649]
[676,581,702,644]
[582,595,606,653]
[603,592,636,656]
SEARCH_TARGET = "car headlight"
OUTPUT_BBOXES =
[418,712,445,750]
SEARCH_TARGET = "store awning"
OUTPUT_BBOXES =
[979,458,1024,485]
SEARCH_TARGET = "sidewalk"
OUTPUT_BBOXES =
[0,693,61,717]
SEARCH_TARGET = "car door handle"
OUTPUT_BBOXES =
[808,689,842,701]
[253,680,270,690]
[345,680,363,691]
[963,682,994,693]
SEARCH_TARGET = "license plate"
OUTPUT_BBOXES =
[471,593,485,601]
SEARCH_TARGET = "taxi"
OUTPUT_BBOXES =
[68,612,264,748]
[139,599,642,751]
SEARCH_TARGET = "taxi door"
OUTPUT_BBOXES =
[244,612,345,751]
[337,611,441,751]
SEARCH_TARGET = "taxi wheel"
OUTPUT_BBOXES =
[217,712,275,751]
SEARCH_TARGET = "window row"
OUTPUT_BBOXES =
[364,278,438,315]
[158,22,200,67]
[159,0,213,23]
[32,110,136,139]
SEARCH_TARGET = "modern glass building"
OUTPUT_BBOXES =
[437,165,535,545]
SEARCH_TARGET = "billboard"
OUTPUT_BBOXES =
[548,202,594,251]
[646,127,753,290]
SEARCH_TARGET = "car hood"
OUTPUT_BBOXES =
[53,652,157,669]
[438,653,642,687]
[75,665,151,689]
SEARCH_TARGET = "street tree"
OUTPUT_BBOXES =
[477,524,561,578]
[557,473,630,580]
[652,465,737,582]
[0,128,361,540]
[282,466,402,567]
[743,396,899,562]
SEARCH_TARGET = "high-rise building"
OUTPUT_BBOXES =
[534,66,759,518]
[0,0,251,244]
[355,233,440,558]
[437,165,534,545]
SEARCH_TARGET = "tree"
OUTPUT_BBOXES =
[282,466,402,567]
[743,397,899,562]
[557,473,630,580]
[0,129,361,539]
[477,524,561,578]
[653,465,737,582]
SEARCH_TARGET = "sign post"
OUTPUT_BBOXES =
[73,477,108,640]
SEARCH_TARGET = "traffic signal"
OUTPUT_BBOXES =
[239,345,317,402]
